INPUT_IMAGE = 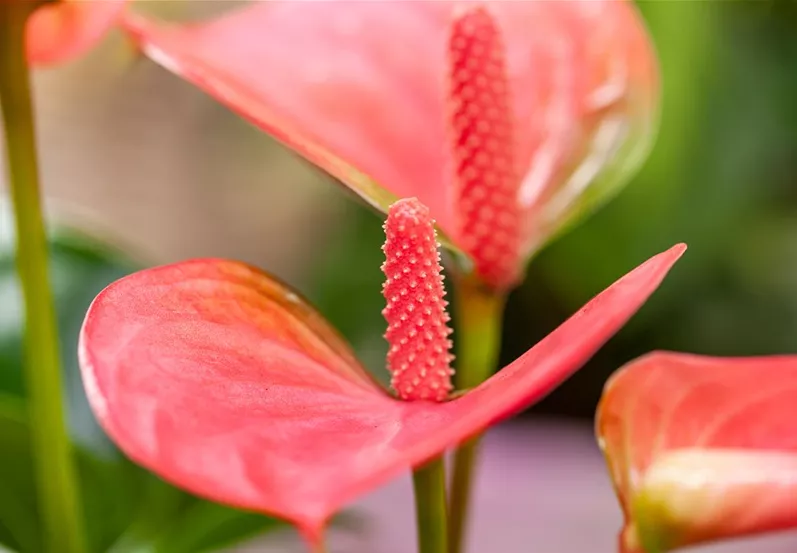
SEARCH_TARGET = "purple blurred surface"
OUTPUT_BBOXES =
[242,420,797,553]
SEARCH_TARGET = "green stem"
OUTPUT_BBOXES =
[413,458,449,553]
[0,4,86,553]
[448,276,505,553]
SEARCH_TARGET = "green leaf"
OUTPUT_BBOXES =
[151,502,283,553]
[0,391,152,553]
[0,221,139,457]
[0,394,38,552]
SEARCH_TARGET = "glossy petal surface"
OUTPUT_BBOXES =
[598,353,797,553]
[80,245,683,540]
[121,1,658,271]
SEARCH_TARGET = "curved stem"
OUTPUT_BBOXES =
[0,4,86,553]
[413,458,449,553]
[448,277,505,553]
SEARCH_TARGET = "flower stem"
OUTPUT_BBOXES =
[412,457,448,553]
[448,276,505,553]
[413,458,449,553]
[0,3,87,553]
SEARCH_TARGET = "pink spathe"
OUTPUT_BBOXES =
[79,245,684,543]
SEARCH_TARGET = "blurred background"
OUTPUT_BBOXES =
[3,1,797,552]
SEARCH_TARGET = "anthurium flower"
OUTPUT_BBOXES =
[597,352,797,553]
[25,0,128,65]
[79,197,683,546]
[121,1,658,290]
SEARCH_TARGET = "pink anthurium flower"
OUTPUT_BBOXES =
[79,197,683,547]
[25,0,128,65]
[120,1,659,290]
[597,352,797,553]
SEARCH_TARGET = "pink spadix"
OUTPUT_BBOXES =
[382,198,454,402]
[448,6,522,289]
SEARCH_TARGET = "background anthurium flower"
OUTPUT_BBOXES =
[26,0,128,65]
[597,352,797,553]
[78,242,682,546]
[121,0,658,289]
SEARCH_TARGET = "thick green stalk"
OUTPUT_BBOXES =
[448,277,505,553]
[0,3,86,553]
[413,458,449,553]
